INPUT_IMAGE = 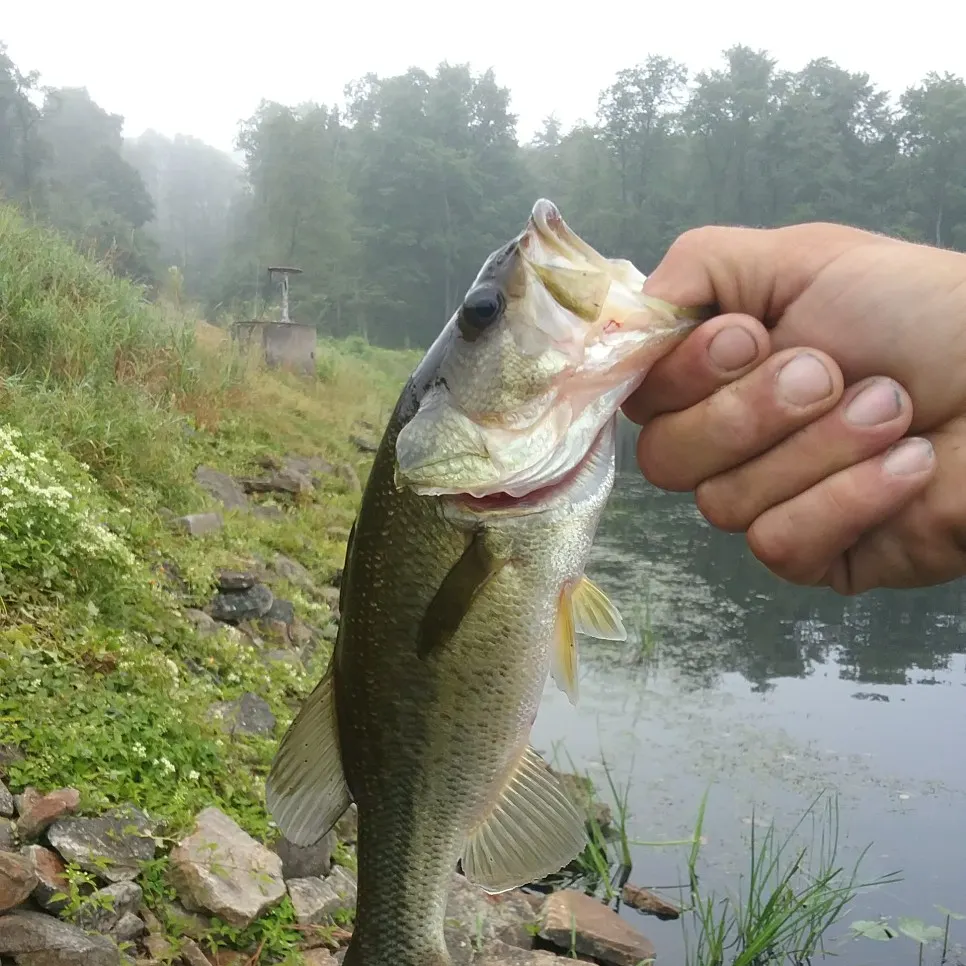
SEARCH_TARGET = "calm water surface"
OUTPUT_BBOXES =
[531,461,966,965]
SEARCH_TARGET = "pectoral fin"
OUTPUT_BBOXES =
[551,583,580,706]
[461,745,587,894]
[264,664,351,847]
[571,575,627,642]
[417,531,508,659]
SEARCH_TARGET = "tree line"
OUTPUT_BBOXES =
[2,42,965,348]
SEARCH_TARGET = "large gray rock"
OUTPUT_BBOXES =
[286,866,357,925]
[275,831,336,879]
[195,466,249,511]
[0,910,120,966]
[46,806,156,883]
[539,890,656,966]
[74,881,142,934]
[443,873,540,952]
[0,820,15,852]
[207,584,274,623]
[111,913,145,943]
[168,807,285,928]
[0,780,12,818]
[174,512,223,537]
[207,693,276,737]
[0,851,38,911]
[474,940,571,964]
[271,554,316,592]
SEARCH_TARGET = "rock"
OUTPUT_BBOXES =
[302,951,338,966]
[46,806,156,883]
[0,851,38,910]
[253,506,284,521]
[216,570,256,592]
[75,881,143,933]
[168,806,285,928]
[195,467,249,511]
[238,468,313,497]
[111,913,145,943]
[264,598,295,626]
[333,806,357,845]
[0,781,12,818]
[207,584,273,624]
[16,787,81,840]
[444,874,538,952]
[321,623,339,644]
[174,512,223,537]
[207,693,276,737]
[260,650,303,671]
[318,586,341,617]
[349,435,378,454]
[271,554,316,592]
[143,934,175,961]
[274,831,336,880]
[474,940,569,965]
[183,609,222,637]
[0,820,14,852]
[539,891,656,966]
[21,846,68,913]
[178,939,210,966]
[336,463,361,493]
[621,884,680,920]
[0,910,120,966]
[286,867,357,925]
[283,455,336,483]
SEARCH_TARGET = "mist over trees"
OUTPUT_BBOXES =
[2,40,966,348]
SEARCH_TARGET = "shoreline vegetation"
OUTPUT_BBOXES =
[0,212,963,966]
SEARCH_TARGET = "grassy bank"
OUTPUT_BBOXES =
[0,203,419,844]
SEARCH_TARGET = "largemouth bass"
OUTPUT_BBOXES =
[265,200,712,966]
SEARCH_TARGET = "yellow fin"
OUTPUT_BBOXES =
[531,263,610,322]
[264,663,351,846]
[551,583,580,706]
[571,575,627,642]
[461,745,587,894]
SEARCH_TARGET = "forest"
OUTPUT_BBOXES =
[2,40,965,348]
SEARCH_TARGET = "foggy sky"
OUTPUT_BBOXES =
[5,0,965,155]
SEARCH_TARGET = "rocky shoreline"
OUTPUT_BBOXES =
[0,777,673,965]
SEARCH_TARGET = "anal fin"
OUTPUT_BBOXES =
[265,663,351,846]
[461,745,587,895]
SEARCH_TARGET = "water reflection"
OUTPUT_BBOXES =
[529,426,966,965]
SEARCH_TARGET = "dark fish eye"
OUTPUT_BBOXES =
[458,285,505,339]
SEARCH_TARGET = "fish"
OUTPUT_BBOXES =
[264,199,713,966]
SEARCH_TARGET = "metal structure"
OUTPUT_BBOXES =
[267,266,303,324]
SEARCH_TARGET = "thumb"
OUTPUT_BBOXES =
[642,223,888,324]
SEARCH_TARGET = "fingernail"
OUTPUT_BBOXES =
[708,327,758,372]
[883,438,934,476]
[776,353,833,406]
[845,380,903,426]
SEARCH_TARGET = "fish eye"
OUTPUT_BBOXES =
[458,285,505,338]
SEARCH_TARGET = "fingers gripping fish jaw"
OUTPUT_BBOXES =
[394,198,713,501]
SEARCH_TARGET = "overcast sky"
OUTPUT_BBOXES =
[4,1,965,155]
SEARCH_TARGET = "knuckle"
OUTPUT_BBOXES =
[706,384,762,454]
[695,478,751,532]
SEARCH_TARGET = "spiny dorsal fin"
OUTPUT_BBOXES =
[461,745,587,895]
[265,664,351,846]
[417,531,508,659]
[571,575,627,642]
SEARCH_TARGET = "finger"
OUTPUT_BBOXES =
[696,377,913,532]
[623,313,770,424]
[637,348,844,492]
[747,437,936,587]
[641,222,892,323]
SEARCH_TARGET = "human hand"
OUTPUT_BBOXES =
[623,223,966,595]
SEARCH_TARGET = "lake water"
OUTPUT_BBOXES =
[531,456,966,965]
